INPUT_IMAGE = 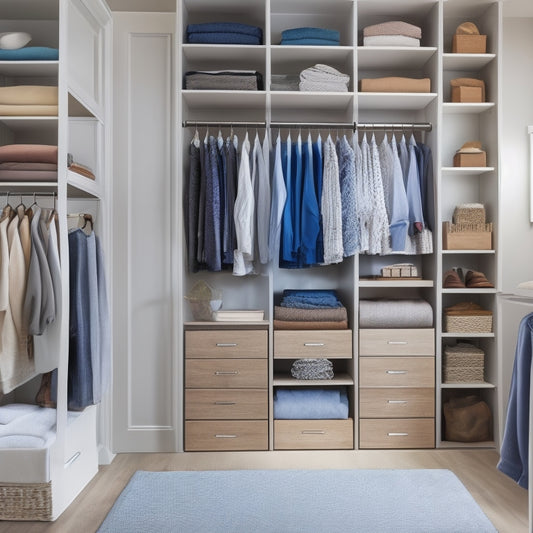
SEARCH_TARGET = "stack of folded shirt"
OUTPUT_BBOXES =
[299,64,350,92]
[0,31,58,60]
[280,27,340,46]
[0,85,58,116]
[274,289,348,330]
[0,144,57,182]
[363,20,422,47]
[271,74,300,91]
[290,359,334,380]
[184,70,263,91]
[186,22,263,45]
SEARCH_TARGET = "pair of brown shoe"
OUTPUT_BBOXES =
[443,268,494,288]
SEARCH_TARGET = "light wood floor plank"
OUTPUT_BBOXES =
[0,450,527,533]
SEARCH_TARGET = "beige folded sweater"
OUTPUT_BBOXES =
[363,21,422,40]
[0,85,58,105]
[360,77,431,93]
[0,104,58,116]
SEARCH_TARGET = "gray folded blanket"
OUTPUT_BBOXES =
[274,305,347,322]
[359,299,433,328]
[184,71,263,91]
[291,358,334,380]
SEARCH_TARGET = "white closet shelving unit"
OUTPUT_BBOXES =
[0,0,111,520]
[172,0,502,454]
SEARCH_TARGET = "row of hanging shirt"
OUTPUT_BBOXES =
[0,195,61,394]
[186,127,434,275]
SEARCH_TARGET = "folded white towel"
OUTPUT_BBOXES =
[299,64,350,92]
[0,32,32,50]
[363,35,420,47]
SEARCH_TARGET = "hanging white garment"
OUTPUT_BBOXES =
[268,133,287,261]
[321,134,343,265]
[358,133,373,253]
[337,135,358,257]
[233,132,255,276]
[253,132,270,264]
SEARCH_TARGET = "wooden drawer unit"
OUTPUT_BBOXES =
[359,418,435,449]
[185,420,268,451]
[185,329,267,358]
[359,388,435,418]
[359,357,434,388]
[186,359,268,388]
[359,328,435,356]
[274,419,353,450]
[274,330,352,359]
[185,389,268,420]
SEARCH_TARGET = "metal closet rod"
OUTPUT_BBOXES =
[182,120,432,132]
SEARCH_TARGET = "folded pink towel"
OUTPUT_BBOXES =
[363,21,422,40]
[0,144,57,164]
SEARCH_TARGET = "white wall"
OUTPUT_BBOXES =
[501,18,533,293]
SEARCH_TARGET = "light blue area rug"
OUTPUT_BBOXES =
[97,469,497,533]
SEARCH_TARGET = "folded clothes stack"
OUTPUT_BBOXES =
[271,74,300,91]
[291,358,334,380]
[0,31,58,60]
[280,27,340,46]
[359,298,433,328]
[0,85,58,116]
[274,387,349,419]
[184,70,263,90]
[0,144,57,182]
[186,22,263,45]
[299,64,350,92]
[274,289,348,330]
[363,20,422,47]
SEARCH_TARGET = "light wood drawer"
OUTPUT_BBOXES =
[359,357,434,387]
[274,330,352,359]
[359,329,435,356]
[186,330,267,359]
[185,389,268,420]
[359,388,435,418]
[274,419,353,450]
[359,418,435,449]
[186,359,267,388]
[185,420,268,451]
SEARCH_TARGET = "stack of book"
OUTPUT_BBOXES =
[214,309,265,322]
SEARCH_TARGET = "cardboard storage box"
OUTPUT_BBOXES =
[452,86,483,103]
[452,34,487,53]
[453,151,486,167]
[442,222,492,250]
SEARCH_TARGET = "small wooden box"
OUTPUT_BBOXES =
[442,222,492,250]
[453,151,486,167]
[451,86,483,103]
[452,34,487,54]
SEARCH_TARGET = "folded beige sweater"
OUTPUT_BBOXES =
[0,85,58,105]
[0,144,57,164]
[360,77,431,93]
[363,21,422,40]
[0,104,58,116]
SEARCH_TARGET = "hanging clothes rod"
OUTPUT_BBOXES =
[182,120,432,132]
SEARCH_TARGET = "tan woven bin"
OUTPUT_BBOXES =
[0,481,52,521]
[443,343,485,383]
[444,313,492,333]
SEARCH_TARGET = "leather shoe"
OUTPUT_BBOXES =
[465,270,494,288]
[443,269,465,288]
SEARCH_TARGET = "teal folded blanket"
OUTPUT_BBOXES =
[274,387,349,419]
[0,47,59,60]
[281,27,340,42]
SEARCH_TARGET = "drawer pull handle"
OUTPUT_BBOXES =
[387,341,408,345]
[386,370,407,374]
[216,343,238,347]
[388,432,409,437]
[301,430,326,435]
[387,400,408,404]
[214,401,236,405]
[215,371,239,375]
[304,342,325,347]
[64,451,81,468]
[215,434,237,438]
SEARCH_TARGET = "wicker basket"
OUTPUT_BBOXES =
[453,203,486,225]
[443,343,485,383]
[0,481,52,521]
[444,313,492,333]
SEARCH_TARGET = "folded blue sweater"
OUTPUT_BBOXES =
[281,38,340,46]
[187,32,262,45]
[281,289,342,309]
[187,22,263,40]
[0,47,59,60]
[281,27,340,42]
[274,387,349,419]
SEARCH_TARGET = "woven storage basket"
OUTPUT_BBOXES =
[443,343,485,383]
[444,312,492,333]
[453,203,486,225]
[0,481,52,521]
